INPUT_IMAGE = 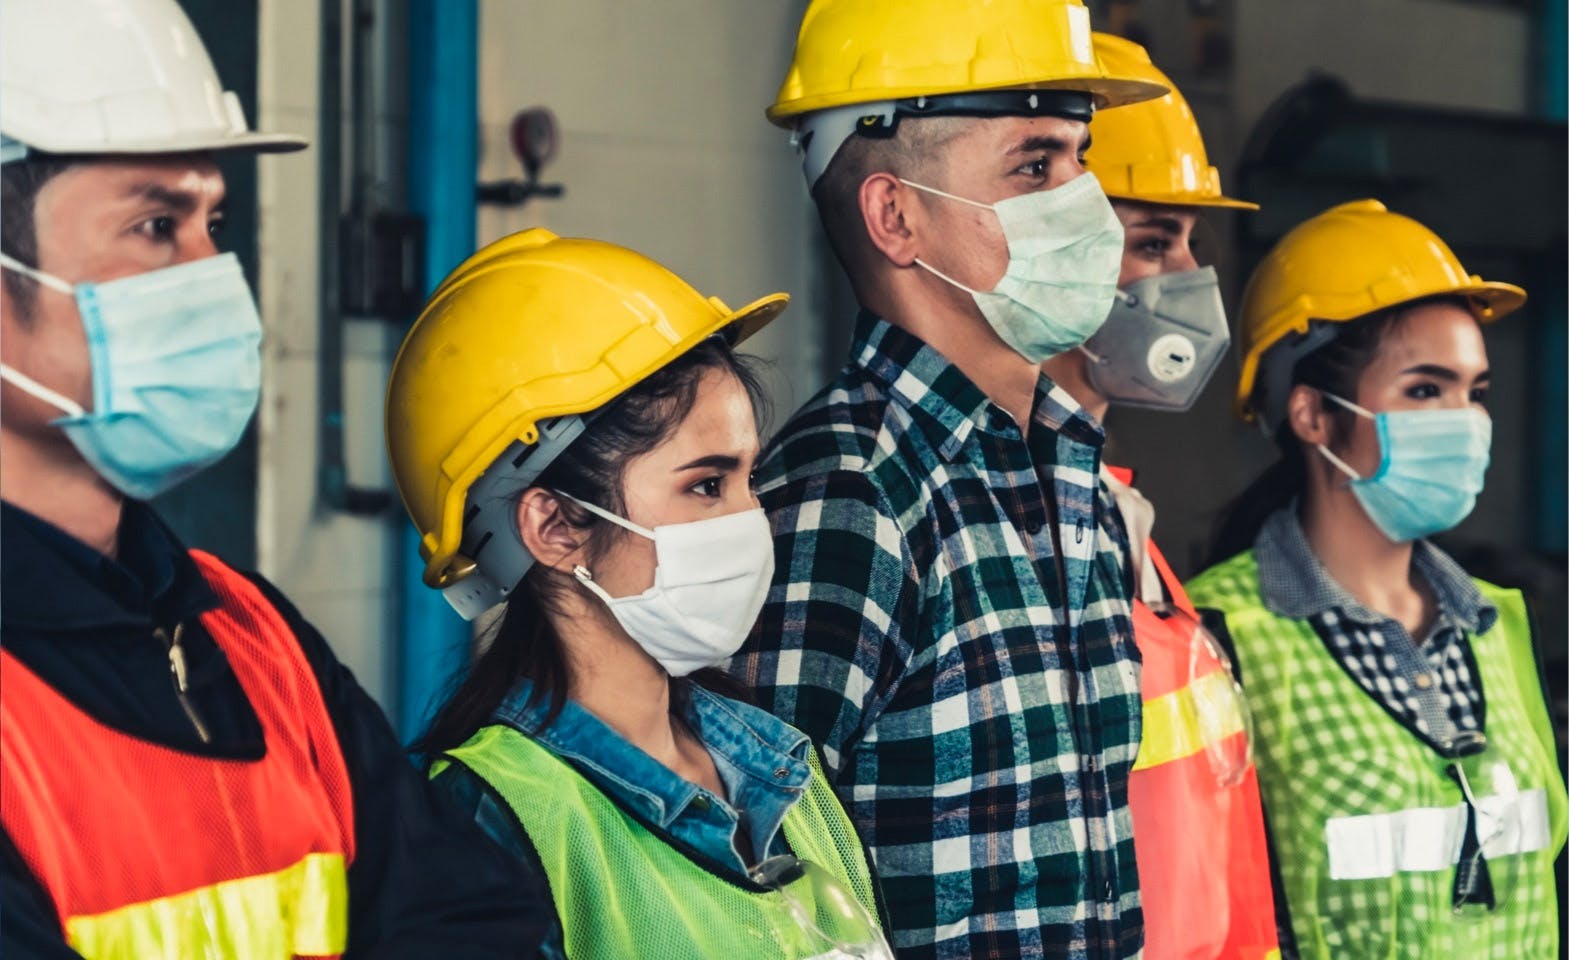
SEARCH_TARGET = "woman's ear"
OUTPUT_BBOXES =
[517,488,585,572]
[1286,384,1334,449]
[860,173,920,268]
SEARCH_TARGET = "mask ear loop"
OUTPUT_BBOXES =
[0,252,75,295]
[0,256,89,419]
[0,364,86,417]
[551,491,658,598]
[1313,390,1377,482]
[552,490,655,539]
[896,179,1002,298]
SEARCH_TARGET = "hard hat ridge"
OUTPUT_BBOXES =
[0,0,307,161]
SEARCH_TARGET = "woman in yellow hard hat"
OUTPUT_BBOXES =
[1185,201,1566,958]
[1040,33,1282,960]
[385,228,890,960]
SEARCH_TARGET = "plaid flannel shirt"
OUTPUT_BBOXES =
[731,314,1144,960]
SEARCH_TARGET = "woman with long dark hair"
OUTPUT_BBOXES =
[1187,201,1566,958]
[384,229,889,959]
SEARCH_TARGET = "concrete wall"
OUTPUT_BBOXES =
[255,0,400,704]
[473,0,824,426]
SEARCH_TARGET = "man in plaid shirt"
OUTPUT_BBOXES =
[730,2,1170,957]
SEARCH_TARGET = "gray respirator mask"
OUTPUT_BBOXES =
[1079,266,1230,412]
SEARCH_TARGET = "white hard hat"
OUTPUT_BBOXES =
[0,0,306,161]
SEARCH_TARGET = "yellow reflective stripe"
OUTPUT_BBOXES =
[1134,669,1246,771]
[66,852,347,959]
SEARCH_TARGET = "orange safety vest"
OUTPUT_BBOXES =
[1,550,356,959]
[1120,509,1280,959]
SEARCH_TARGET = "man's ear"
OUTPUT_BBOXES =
[1286,384,1333,448]
[517,488,586,572]
[859,172,922,268]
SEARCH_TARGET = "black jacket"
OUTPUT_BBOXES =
[0,501,551,958]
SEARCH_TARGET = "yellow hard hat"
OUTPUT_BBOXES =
[768,0,1168,123]
[1084,34,1256,210]
[1237,199,1526,426]
[386,228,788,597]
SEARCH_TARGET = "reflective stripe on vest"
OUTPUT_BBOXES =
[1186,551,1569,960]
[1124,532,1280,960]
[1326,788,1553,880]
[67,852,348,959]
[440,722,881,959]
[1,550,355,960]
[1132,667,1247,771]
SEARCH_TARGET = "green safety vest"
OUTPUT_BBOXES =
[1187,551,1568,959]
[440,722,883,959]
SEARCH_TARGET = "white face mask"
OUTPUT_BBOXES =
[556,492,775,677]
[900,172,1125,363]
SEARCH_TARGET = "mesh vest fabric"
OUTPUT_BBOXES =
[1127,540,1280,960]
[0,550,355,959]
[1187,551,1567,959]
[441,721,881,959]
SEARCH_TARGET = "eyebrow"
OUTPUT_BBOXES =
[1128,215,1185,234]
[673,454,742,473]
[122,182,225,216]
[1007,133,1085,157]
[1400,364,1491,383]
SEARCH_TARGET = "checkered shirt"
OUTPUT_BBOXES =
[730,314,1144,960]
[1253,507,1494,751]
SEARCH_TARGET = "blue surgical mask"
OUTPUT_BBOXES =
[901,173,1125,363]
[1314,392,1492,542]
[0,252,263,500]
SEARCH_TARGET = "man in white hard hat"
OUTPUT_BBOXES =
[0,1,549,956]
[730,1,1169,957]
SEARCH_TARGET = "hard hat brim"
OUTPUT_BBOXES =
[768,75,1168,126]
[7,129,308,157]
[1104,190,1260,211]
[727,292,790,344]
[1461,280,1528,321]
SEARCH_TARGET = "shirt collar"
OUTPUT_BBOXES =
[491,679,810,830]
[850,312,1105,460]
[1254,505,1494,633]
[1,500,218,632]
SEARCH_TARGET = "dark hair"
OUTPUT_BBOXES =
[811,116,974,286]
[1207,298,1468,565]
[416,337,769,757]
[1,153,77,319]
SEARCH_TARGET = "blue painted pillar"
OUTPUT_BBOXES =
[400,0,478,741]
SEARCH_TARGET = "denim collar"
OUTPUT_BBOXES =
[849,311,1104,462]
[1254,505,1495,634]
[490,678,812,833]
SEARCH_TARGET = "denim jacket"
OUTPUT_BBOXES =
[432,678,816,958]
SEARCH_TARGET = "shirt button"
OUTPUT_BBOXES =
[1084,755,1097,775]
[1415,673,1434,690]
[773,767,790,780]
[1102,879,1114,902]
[691,795,711,813]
